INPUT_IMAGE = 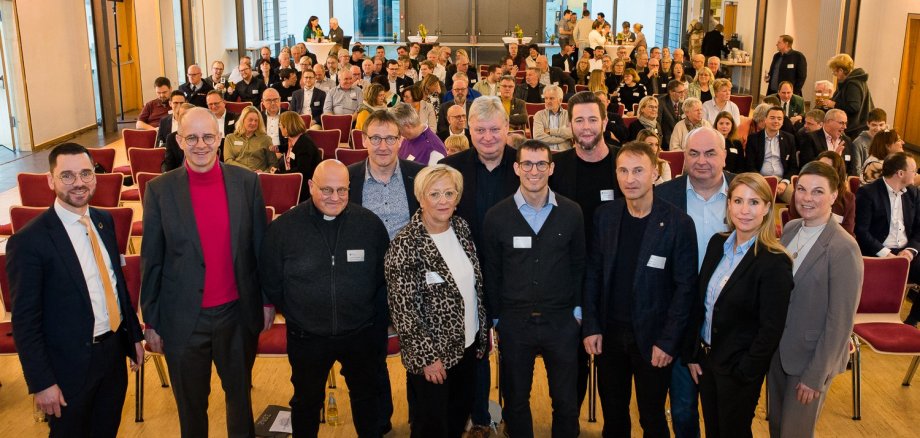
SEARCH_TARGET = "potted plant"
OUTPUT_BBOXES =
[514,24,524,44]
[419,24,428,43]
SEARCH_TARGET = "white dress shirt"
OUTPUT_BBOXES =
[879,179,910,256]
[301,87,315,115]
[266,114,281,146]
[759,131,784,178]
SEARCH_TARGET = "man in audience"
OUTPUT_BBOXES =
[514,67,545,104]
[813,79,835,111]
[650,47,662,60]
[408,42,421,63]
[669,98,710,151]
[552,43,578,73]
[573,9,594,54]
[291,68,325,127]
[326,54,342,80]
[254,46,279,78]
[359,59,376,87]
[768,81,804,126]
[438,74,476,138]
[853,108,887,172]
[349,64,364,89]
[687,53,705,79]
[474,65,502,97]
[673,48,687,69]
[350,46,366,67]
[588,47,606,72]
[8,143,145,437]
[392,102,447,166]
[536,55,576,97]
[179,64,213,107]
[658,80,687,148]
[746,106,797,202]
[583,141,698,438]
[228,56,251,84]
[799,108,858,175]
[227,62,266,107]
[205,90,238,156]
[277,52,296,74]
[766,34,808,96]
[141,107,271,437]
[706,56,728,79]
[271,68,299,103]
[156,91,187,147]
[533,84,572,151]
[313,64,336,92]
[204,60,226,92]
[337,49,351,73]
[328,17,344,45]
[854,152,920,325]
[655,126,734,438]
[498,75,529,130]
[323,69,361,115]
[261,88,283,153]
[642,57,666,95]
[438,104,473,143]
[260,159,389,436]
[382,59,413,96]
[137,76,173,130]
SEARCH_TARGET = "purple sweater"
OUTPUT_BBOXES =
[398,127,447,165]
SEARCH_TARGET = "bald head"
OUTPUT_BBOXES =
[262,88,281,115]
[179,107,220,172]
[310,160,350,216]
[684,126,727,184]
[187,64,203,85]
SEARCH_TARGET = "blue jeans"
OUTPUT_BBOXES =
[670,361,700,438]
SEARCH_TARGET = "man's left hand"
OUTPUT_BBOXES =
[130,342,144,372]
[651,345,673,367]
[263,307,276,332]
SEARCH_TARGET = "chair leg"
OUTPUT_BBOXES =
[152,355,170,388]
[764,374,770,421]
[852,335,861,420]
[496,349,503,407]
[327,368,337,389]
[902,356,920,386]
[135,358,145,422]
[588,354,597,422]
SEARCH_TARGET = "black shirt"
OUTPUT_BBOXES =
[575,153,617,240]
[475,157,511,235]
[310,205,342,251]
[272,82,298,103]
[699,89,712,104]
[609,208,649,325]
[524,84,543,104]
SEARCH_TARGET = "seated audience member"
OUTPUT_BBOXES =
[745,106,797,203]
[507,42,526,69]
[161,103,196,172]
[179,64,214,107]
[205,90,239,158]
[278,52,297,74]
[595,91,629,147]
[224,105,276,172]
[439,104,471,143]
[552,43,578,73]
[204,60,227,91]
[381,59,413,97]
[588,46,606,72]
[532,84,573,151]
[853,108,887,172]
[401,85,437,131]
[861,129,905,185]
[227,62,266,107]
[137,76,173,130]
[156,91,187,147]
[688,66,714,103]
[813,79,836,111]
[420,73,443,117]
[257,59,279,89]
[606,58,626,92]
[290,68,326,127]
[706,56,729,79]
[445,52,479,91]
[442,72,481,104]
[522,44,541,68]
[768,81,805,126]
[799,109,858,176]
[514,67,546,104]
[276,111,322,201]
[437,75,475,138]
[670,62,691,86]
[614,68,648,116]
[761,95,797,135]
[686,53,705,79]
[574,58,591,85]
[713,111,747,173]
[398,56,418,82]
[587,70,608,95]
[271,68,299,103]
[636,129,671,185]
[670,98,711,151]
[474,65,502,97]
[628,95,660,141]
[702,78,740,125]
[826,53,874,137]
[356,83,389,130]
[536,55,576,96]
[498,75,529,130]
[254,46,280,77]
[658,80,687,148]
[392,102,447,165]
[641,56,666,95]
[227,55,250,83]
[350,45,367,67]
[323,69,361,115]
[261,88,285,154]
[789,151,856,235]
[313,64,336,92]
[444,135,470,155]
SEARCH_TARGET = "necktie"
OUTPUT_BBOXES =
[79,216,121,332]
[783,101,788,116]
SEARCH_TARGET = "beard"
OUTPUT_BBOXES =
[576,130,604,151]
[57,184,94,209]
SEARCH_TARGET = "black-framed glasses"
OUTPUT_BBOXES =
[318,186,349,197]
[57,169,95,185]
[364,135,400,146]
[518,161,550,172]
[182,134,219,146]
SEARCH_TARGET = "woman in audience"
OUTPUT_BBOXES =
[403,84,437,130]
[713,111,747,173]
[444,135,470,155]
[703,78,741,125]
[637,129,671,185]
[826,53,874,137]
[861,129,904,185]
[628,95,660,141]
[356,83,388,131]
[575,58,592,85]
[789,151,855,235]
[606,58,626,93]
[615,68,648,116]
[258,60,278,88]
[275,111,322,202]
[524,44,540,68]
[420,74,443,117]
[595,91,629,147]
[770,161,863,438]
[303,15,322,41]
[670,62,690,86]
[587,70,608,95]
[689,66,714,103]
[224,106,276,172]
[661,56,673,76]
[686,172,794,438]
[385,164,488,438]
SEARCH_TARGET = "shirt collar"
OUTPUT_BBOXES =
[53,199,87,227]
[513,187,558,210]
[686,175,729,199]
[883,178,907,196]
[723,230,757,255]
[365,161,402,183]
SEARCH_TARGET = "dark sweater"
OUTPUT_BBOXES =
[259,201,390,336]
[482,194,586,321]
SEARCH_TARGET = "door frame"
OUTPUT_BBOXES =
[894,14,920,144]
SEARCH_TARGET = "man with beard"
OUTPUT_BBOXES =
[226,62,267,107]
[137,76,173,129]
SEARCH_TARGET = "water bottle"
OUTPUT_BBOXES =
[326,391,339,425]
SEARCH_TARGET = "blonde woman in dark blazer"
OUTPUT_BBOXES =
[385,164,488,438]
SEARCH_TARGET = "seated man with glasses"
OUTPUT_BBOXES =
[437,73,479,139]
[438,104,473,144]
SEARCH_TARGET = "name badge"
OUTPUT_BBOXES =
[351,93,357,99]
[729,147,738,154]
[234,141,244,145]
[833,213,844,224]
[784,154,790,160]
[844,155,851,161]
[407,154,416,161]
[513,236,532,249]
[787,63,795,68]
[228,120,235,125]
[425,271,446,285]
[314,101,320,106]
[288,151,296,160]
[120,254,127,267]
[647,255,667,269]
[252,89,259,94]
[600,189,614,201]
[346,249,365,262]
[287,96,292,101]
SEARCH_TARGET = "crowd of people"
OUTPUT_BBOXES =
[6,8,918,438]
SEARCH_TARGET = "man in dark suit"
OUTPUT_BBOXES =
[799,109,858,175]
[701,24,728,60]
[854,152,920,325]
[289,69,326,127]
[745,106,798,202]
[583,141,698,438]
[179,64,214,107]
[205,90,239,160]
[437,82,475,140]
[156,91,188,147]
[658,80,687,148]
[437,104,473,143]
[552,43,578,74]
[765,34,808,96]
[141,108,272,437]
[768,81,805,126]
[641,58,666,95]
[8,143,144,436]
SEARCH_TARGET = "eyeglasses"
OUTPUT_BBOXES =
[448,114,467,120]
[264,98,281,103]
[427,190,458,201]
[318,186,349,197]
[57,170,95,185]
[518,161,550,172]
[364,135,400,146]
[182,134,219,146]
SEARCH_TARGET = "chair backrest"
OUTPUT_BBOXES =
[622,116,637,129]
[128,148,167,181]
[632,103,639,115]
[857,256,910,315]
[764,175,779,201]
[514,70,526,84]
[299,114,313,128]
[848,176,861,194]
[527,115,534,135]
[479,64,489,78]
[659,151,685,177]
[95,207,134,255]
[265,206,276,223]
[88,148,117,173]
[730,94,753,117]
[335,148,369,166]
[226,101,252,114]
[122,129,157,150]
[0,254,10,313]
[575,84,589,92]
[259,173,303,215]
[121,254,142,312]
[525,103,545,116]
[90,173,124,207]
[135,172,161,205]
[779,207,791,227]
[17,173,56,207]
[280,102,290,111]
[386,333,401,356]
[307,129,342,160]
[561,84,569,95]
[617,103,625,116]
[508,130,526,138]
[351,129,365,150]
[321,114,353,143]
[561,103,568,111]
[10,206,46,233]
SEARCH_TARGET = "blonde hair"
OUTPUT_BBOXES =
[413,164,464,203]
[588,70,607,94]
[725,173,789,258]
[444,135,470,155]
[827,53,854,74]
[233,106,266,136]
[712,78,732,93]
[279,111,307,137]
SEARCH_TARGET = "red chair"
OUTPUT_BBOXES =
[617,103,626,116]
[561,103,568,111]
[575,84,589,92]
[280,102,290,111]
[622,117,637,129]
[0,254,18,384]
[508,130,526,138]
[94,207,134,255]
[851,256,920,420]
[479,64,489,78]
[848,176,861,194]
[514,70,526,84]
[321,114,353,144]
[307,129,342,161]
[730,95,753,117]
[88,148,117,173]
[122,129,157,150]
[780,207,791,227]
[299,114,313,128]
[129,172,160,240]
[527,115,534,139]
[335,148,369,166]
[764,175,779,201]
[525,103,545,116]
[351,129,365,150]
[9,206,46,233]
[17,173,56,206]
[265,206,276,223]
[632,103,639,115]
[259,173,303,215]
[91,173,124,207]
[660,151,685,177]
[122,149,166,202]
[226,101,252,114]
[561,85,569,95]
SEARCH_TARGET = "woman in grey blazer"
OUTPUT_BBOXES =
[769,161,864,437]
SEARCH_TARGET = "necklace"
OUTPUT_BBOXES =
[791,225,823,259]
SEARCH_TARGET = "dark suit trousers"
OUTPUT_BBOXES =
[47,333,127,438]
[406,337,479,438]
[287,324,384,437]
[163,300,257,438]
[697,348,763,438]
[498,312,579,438]
[596,325,671,438]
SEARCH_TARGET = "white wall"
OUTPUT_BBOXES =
[735,0,757,55]
[196,0,240,68]
[289,1,331,43]
[135,0,167,103]
[854,0,915,120]
[616,1,657,47]
[17,1,96,147]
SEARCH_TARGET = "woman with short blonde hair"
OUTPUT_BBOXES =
[224,106,276,172]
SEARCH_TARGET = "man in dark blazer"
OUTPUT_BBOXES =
[140,108,272,437]
[156,91,187,147]
[765,34,808,96]
[205,90,239,161]
[289,69,326,126]
[8,143,144,436]
[436,96,474,142]
[583,141,698,438]
[552,43,578,73]
[798,109,858,176]
[768,81,805,125]
[658,80,687,149]
[745,106,798,202]
[179,64,214,107]
[536,56,576,98]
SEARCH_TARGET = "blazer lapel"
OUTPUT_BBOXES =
[792,221,836,282]
[718,242,759,296]
[222,164,243,262]
[602,201,625,281]
[632,200,668,289]
[44,211,93,310]
[172,170,205,260]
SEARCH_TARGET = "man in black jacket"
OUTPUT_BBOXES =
[765,35,808,96]
[289,69,326,127]
[260,160,390,437]
[745,106,798,202]
[798,109,858,176]
[226,63,266,107]
[552,43,578,74]
[179,64,214,107]
[658,80,687,148]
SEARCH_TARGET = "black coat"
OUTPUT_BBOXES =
[290,88,327,123]
[178,81,214,108]
[744,130,798,181]
[766,49,808,95]
[855,178,920,256]
[701,30,728,60]
[799,129,858,176]
[657,94,682,149]
[276,135,324,202]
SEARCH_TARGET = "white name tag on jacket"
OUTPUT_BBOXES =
[844,155,851,161]
[833,213,844,224]
[729,147,738,154]
[234,140,243,145]
[600,189,614,201]
[513,236,532,249]
[252,89,259,94]
[314,101,321,106]
[425,271,446,284]
[787,64,795,68]
[346,249,365,262]
[120,254,127,267]
[647,255,667,269]
[228,120,235,125]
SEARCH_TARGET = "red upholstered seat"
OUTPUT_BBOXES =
[857,257,910,315]
[525,103,545,116]
[622,116,637,129]
[257,323,288,356]
[0,322,15,354]
[10,206,46,233]
[91,173,124,207]
[299,114,312,128]
[351,129,365,150]
[17,173,56,207]
[0,223,11,235]
[226,101,252,114]
[131,220,144,237]
[853,323,920,353]
[88,148,117,173]
[660,151,684,177]
[307,129,342,161]
[259,173,303,215]
[95,207,134,255]
[122,128,157,150]
[321,114,353,144]
[730,94,753,116]
[335,148,368,166]
[0,254,15,354]
[387,333,401,356]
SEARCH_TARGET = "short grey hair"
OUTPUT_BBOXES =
[389,102,421,127]
[468,96,509,126]
[452,72,469,84]
[681,97,702,113]
[542,84,563,99]
[814,79,834,91]
[825,108,846,122]
[751,103,773,123]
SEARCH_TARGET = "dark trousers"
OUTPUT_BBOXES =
[470,352,492,426]
[47,333,127,438]
[498,312,579,438]
[406,338,479,438]
[697,349,763,438]
[287,324,383,437]
[163,300,257,438]
[596,326,671,438]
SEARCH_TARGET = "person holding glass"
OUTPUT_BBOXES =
[684,173,794,437]
[385,164,489,438]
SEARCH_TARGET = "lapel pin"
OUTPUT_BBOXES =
[97,222,104,229]
[659,222,664,227]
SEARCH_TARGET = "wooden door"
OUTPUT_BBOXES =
[724,3,737,37]
[895,15,920,146]
[115,0,142,112]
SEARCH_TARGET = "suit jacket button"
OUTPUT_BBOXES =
[712,328,719,334]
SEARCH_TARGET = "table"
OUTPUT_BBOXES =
[304,42,338,65]
[722,59,753,94]
[603,44,635,56]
